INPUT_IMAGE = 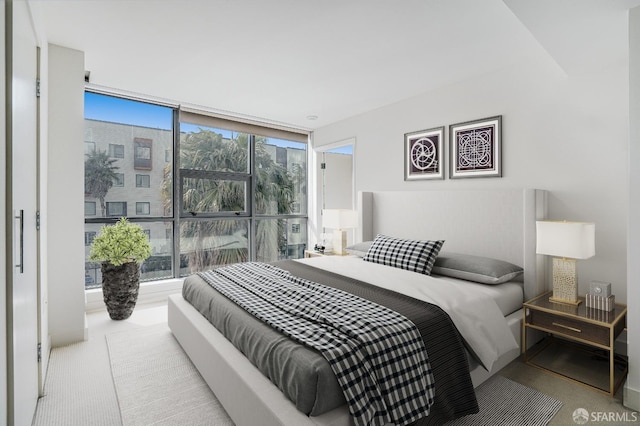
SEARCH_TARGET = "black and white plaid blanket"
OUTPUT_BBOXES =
[198,262,436,426]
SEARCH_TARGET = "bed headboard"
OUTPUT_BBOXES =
[357,189,547,301]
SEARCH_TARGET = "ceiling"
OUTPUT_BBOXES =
[31,0,640,131]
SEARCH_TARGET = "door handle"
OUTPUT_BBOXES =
[15,209,23,273]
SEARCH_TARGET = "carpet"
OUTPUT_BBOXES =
[445,375,563,426]
[107,324,562,426]
[106,324,234,426]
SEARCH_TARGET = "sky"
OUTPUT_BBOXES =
[84,91,352,153]
[85,92,173,130]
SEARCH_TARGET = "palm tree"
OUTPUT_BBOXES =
[85,150,119,217]
[174,129,296,272]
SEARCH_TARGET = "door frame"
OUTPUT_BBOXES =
[310,137,356,249]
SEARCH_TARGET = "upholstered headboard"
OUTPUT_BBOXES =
[357,189,547,301]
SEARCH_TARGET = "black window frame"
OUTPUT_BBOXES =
[84,91,309,288]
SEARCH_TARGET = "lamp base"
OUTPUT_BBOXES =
[549,257,581,305]
[548,296,582,306]
[332,229,347,255]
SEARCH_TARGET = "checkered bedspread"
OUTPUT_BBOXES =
[198,262,436,426]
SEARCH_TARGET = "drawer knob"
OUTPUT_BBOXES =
[552,322,582,333]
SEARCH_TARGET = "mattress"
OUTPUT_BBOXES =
[182,257,519,424]
[183,260,481,424]
[183,271,345,415]
[433,275,523,316]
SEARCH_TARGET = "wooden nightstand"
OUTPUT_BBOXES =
[523,291,627,396]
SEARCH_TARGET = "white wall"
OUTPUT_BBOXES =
[47,44,86,346]
[313,51,629,304]
[625,5,640,413]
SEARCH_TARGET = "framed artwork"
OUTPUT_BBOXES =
[449,116,502,179]
[404,126,444,181]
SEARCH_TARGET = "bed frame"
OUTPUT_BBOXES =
[168,188,548,426]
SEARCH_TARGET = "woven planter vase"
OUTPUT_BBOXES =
[101,261,141,320]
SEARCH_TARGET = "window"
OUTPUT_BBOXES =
[84,231,96,246]
[85,201,96,216]
[136,202,150,215]
[109,143,125,158]
[85,141,95,155]
[134,138,152,170]
[84,92,307,289]
[106,201,127,217]
[113,173,124,187]
[179,114,308,268]
[136,174,150,188]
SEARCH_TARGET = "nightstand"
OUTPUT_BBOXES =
[304,250,327,258]
[522,291,627,396]
[303,250,351,258]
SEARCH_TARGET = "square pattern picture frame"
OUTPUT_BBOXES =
[449,116,502,179]
[404,126,444,180]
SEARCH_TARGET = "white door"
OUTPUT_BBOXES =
[9,1,40,425]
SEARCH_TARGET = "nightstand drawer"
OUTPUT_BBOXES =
[529,309,609,346]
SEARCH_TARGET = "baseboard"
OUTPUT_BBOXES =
[624,383,640,412]
[85,278,184,313]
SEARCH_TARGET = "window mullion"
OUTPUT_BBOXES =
[249,134,256,261]
[172,109,181,279]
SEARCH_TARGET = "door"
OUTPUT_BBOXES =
[317,140,355,247]
[8,1,40,425]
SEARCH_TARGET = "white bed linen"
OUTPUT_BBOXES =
[295,256,518,372]
[432,275,523,316]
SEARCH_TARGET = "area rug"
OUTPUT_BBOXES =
[107,324,562,426]
[106,324,233,426]
[445,375,563,426]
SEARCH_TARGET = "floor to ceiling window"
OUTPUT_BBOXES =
[84,92,308,289]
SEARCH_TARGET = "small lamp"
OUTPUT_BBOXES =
[536,221,595,305]
[322,209,358,255]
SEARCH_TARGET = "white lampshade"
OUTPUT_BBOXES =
[536,221,595,260]
[322,209,358,230]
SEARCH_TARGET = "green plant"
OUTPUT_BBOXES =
[85,149,119,217]
[89,218,152,266]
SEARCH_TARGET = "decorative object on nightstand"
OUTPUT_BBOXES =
[536,220,595,305]
[586,280,615,312]
[322,209,358,255]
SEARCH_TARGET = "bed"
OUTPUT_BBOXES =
[168,188,548,426]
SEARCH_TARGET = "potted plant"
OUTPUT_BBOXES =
[89,217,152,320]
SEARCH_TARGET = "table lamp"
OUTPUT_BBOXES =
[536,220,595,305]
[322,209,358,255]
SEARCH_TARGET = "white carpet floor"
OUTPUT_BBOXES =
[32,303,168,426]
[106,323,562,426]
[106,324,233,426]
[32,300,635,426]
